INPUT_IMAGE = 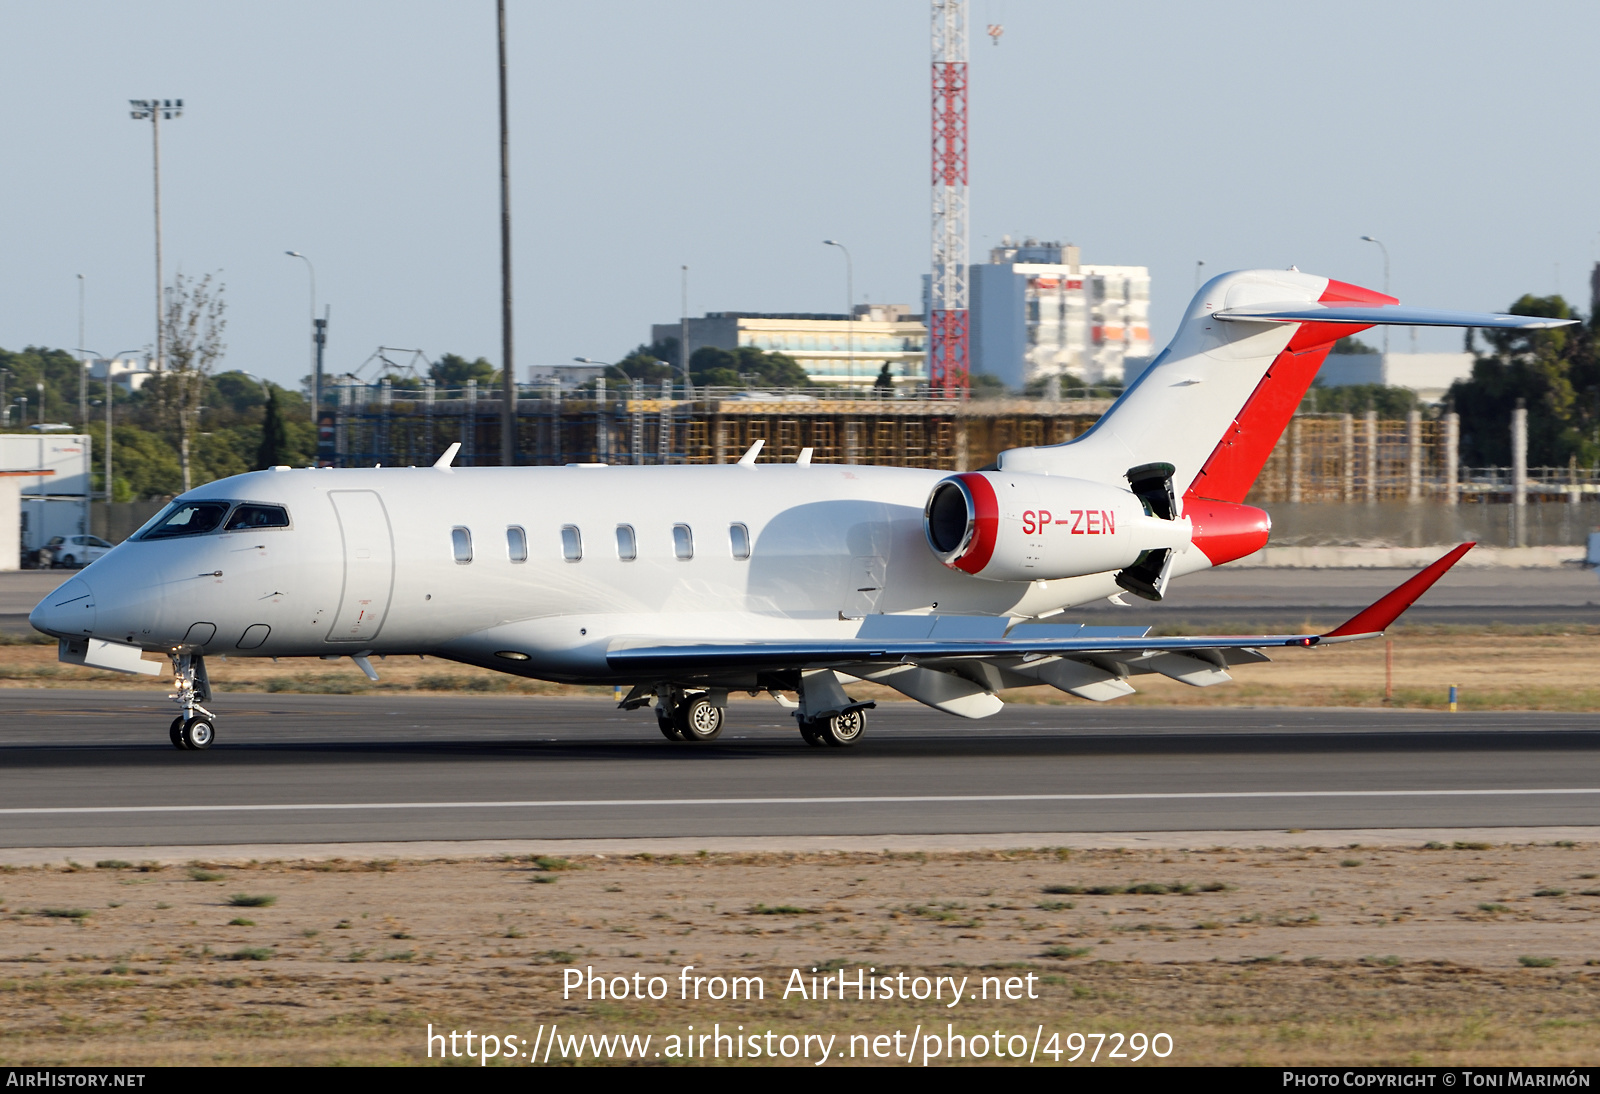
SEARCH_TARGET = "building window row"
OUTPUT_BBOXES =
[451,523,751,565]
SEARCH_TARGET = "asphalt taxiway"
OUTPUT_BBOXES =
[0,690,1596,847]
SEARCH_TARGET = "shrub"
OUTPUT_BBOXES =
[228,894,277,908]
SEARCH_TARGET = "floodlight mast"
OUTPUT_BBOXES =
[128,99,182,375]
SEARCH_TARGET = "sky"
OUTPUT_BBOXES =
[2,0,1598,390]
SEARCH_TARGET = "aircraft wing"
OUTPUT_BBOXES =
[607,543,1473,718]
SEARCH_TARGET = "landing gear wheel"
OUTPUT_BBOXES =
[656,708,685,742]
[179,716,214,751]
[797,719,826,747]
[169,717,187,750]
[676,698,724,743]
[821,708,866,748]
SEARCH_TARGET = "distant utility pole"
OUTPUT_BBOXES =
[76,274,87,429]
[128,99,182,372]
[497,0,516,466]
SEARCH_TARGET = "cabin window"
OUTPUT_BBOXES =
[451,526,473,564]
[561,525,583,562]
[225,504,290,531]
[729,522,751,560]
[615,524,637,561]
[672,523,693,560]
[506,526,527,563]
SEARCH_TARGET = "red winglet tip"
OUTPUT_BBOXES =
[1322,543,1474,638]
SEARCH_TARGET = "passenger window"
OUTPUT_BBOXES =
[507,526,527,563]
[729,523,751,560]
[451,527,472,563]
[561,525,583,562]
[616,524,637,561]
[672,523,693,560]
[225,504,290,531]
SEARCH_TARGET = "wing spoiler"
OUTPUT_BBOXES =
[607,543,1475,674]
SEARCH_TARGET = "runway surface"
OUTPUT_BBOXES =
[1,690,1596,847]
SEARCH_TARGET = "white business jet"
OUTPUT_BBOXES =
[30,269,1572,750]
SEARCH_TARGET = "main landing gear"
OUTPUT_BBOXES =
[169,652,218,751]
[654,692,725,743]
[797,707,867,748]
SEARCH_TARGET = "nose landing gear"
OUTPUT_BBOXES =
[168,653,217,751]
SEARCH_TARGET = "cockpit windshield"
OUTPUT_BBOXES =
[137,501,233,540]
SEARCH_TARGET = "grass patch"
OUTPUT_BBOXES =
[1037,900,1075,912]
[1519,956,1559,968]
[227,894,277,908]
[227,947,273,962]
[531,875,559,884]
[1478,903,1511,913]
[188,868,225,882]
[1041,945,1091,958]
[750,904,813,916]
[1533,888,1568,898]
[1455,841,1493,851]
[227,918,255,927]
[37,908,91,919]
[1340,859,1363,868]
[531,856,579,872]
[94,860,132,870]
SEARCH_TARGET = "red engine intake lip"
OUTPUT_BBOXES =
[924,473,999,574]
[1185,498,1271,566]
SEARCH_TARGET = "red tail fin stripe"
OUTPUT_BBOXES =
[1322,543,1475,638]
[1184,277,1393,504]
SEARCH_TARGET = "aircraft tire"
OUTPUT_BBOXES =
[169,717,187,750]
[677,698,724,743]
[180,717,215,751]
[656,708,685,742]
[822,709,865,748]
[797,720,826,747]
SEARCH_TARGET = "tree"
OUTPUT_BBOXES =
[689,345,809,388]
[1303,382,1419,416]
[873,361,894,391]
[150,273,226,492]
[609,341,676,384]
[255,385,290,469]
[1447,294,1598,466]
[1332,336,1379,355]
[429,353,497,388]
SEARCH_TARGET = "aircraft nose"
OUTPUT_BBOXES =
[30,577,96,638]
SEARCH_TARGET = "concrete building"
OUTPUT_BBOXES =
[89,356,157,393]
[1319,352,1475,404]
[651,307,927,388]
[969,238,1152,388]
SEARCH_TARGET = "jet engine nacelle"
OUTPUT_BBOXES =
[923,471,1190,583]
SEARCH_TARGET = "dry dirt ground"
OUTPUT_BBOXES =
[1,843,1598,1066]
[4,626,1600,711]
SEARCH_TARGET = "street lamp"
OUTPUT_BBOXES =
[284,251,325,422]
[1360,235,1391,353]
[78,348,141,500]
[76,274,87,429]
[1194,260,1206,291]
[679,265,693,398]
[823,240,854,387]
[128,99,182,373]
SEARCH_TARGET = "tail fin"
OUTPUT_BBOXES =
[999,269,1387,501]
[995,269,1572,506]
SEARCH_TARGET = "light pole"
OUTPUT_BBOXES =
[823,240,854,386]
[128,99,182,373]
[283,251,323,419]
[1194,260,1206,291]
[79,349,139,500]
[679,266,693,397]
[497,0,516,467]
[1360,235,1391,353]
[76,274,87,429]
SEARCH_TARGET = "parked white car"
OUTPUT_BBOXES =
[47,535,113,568]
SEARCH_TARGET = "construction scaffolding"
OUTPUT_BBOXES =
[329,383,1596,504]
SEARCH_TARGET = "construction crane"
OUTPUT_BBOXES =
[929,0,970,395]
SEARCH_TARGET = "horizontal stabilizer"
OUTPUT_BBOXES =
[1213,304,1577,330]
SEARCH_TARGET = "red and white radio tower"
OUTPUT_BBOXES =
[929,0,969,394]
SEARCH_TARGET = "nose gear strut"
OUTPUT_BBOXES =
[169,652,217,750]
